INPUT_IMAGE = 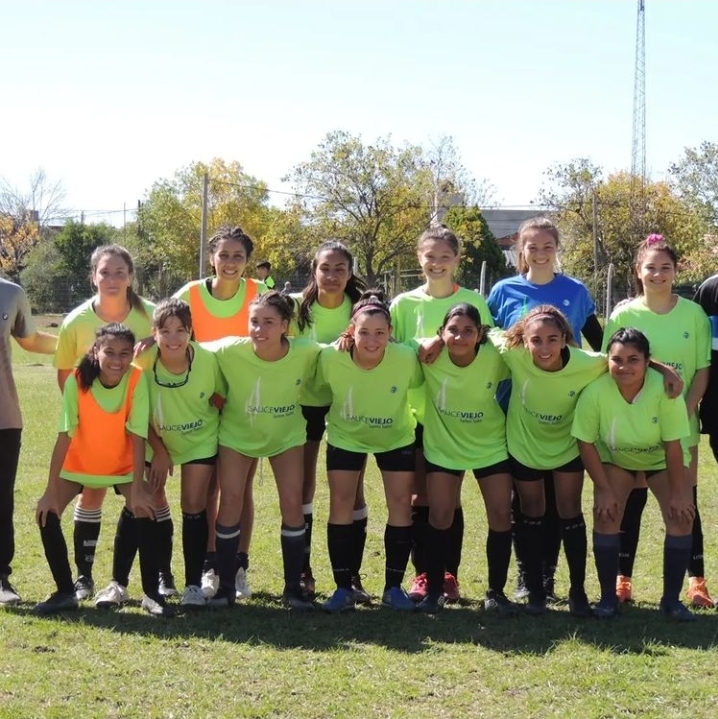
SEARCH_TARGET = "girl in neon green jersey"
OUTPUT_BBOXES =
[573,328,695,621]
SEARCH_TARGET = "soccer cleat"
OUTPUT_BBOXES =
[94,581,129,609]
[524,594,548,616]
[443,572,461,603]
[686,576,715,609]
[33,591,79,616]
[300,568,316,598]
[513,572,529,602]
[593,598,619,619]
[660,599,697,622]
[74,575,94,601]
[484,590,519,617]
[180,585,207,608]
[0,575,21,606]
[408,573,428,602]
[616,575,633,604]
[235,567,252,599]
[381,586,416,612]
[321,587,356,614]
[141,593,176,617]
[568,588,593,618]
[544,575,559,605]
[208,586,235,609]
[201,568,219,599]
[282,587,315,611]
[158,572,179,598]
[416,593,445,614]
[351,574,371,605]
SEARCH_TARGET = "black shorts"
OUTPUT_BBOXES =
[509,454,584,482]
[302,404,329,442]
[327,443,415,473]
[414,422,424,449]
[144,455,217,469]
[425,458,512,481]
[626,468,662,480]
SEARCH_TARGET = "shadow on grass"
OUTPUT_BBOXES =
[8,594,718,657]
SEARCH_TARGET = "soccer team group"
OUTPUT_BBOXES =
[2,217,718,622]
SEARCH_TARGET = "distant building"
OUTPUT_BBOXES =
[481,208,548,269]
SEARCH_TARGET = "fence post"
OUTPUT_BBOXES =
[605,263,615,319]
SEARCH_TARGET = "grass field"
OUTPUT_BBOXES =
[3,319,718,718]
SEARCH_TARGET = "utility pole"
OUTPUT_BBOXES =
[199,173,209,278]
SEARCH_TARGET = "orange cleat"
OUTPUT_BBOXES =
[616,575,633,604]
[686,576,715,609]
[443,572,461,604]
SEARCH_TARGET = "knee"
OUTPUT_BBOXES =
[428,507,454,530]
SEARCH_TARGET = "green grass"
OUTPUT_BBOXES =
[3,324,718,718]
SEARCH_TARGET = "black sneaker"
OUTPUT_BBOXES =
[34,591,79,616]
[416,593,445,614]
[158,572,179,598]
[208,586,235,609]
[0,575,21,606]
[141,593,176,618]
[660,599,697,623]
[568,588,593,618]
[524,593,547,616]
[351,574,372,605]
[282,587,315,611]
[593,598,618,619]
[73,575,94,601]
[544,575,559,605]
[513,572,529,602]
[485,590,519,617]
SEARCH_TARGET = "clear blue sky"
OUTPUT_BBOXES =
[2,0,716,225]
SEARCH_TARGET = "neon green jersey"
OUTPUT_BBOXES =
[208,337,320,458]
[288,292,353,406]
[489,330,607,469]
[572,369,690,471]
[54,297,155,370]
[389,285,493,422]
[136,342,221,465]
[419,340,510,470]
[316,342,423,453]
[603,296,710,446]
[59,369,149,486]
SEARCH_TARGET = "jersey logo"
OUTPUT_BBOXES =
[568,390,576,397]
[200,392,205,399]
[562,299,570,307]
[486,381,493,389]
[390,386,397,393]
[683,331,690,339]
[295,378,302,385]
[651,416,658,423]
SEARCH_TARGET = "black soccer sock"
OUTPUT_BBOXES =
[511,490,527,582]
[136,517,160,598]
[155,503,174,578]
[384,524,412,591]
[215,522,241,592]
[112,507,138,588]
[446,507,464,579]
[39,511,74,594]
[280,523,306,591]
[543,474,562,581]
[517,515,545,600]
[351,505,368,576]
[302,502,313,573]
[327,522,353,590]
[593,531,620,603]
[688,486,705,578]
[562,514,587,594]
[426,523,450,597]
[182,510,208,588]
[487,528,512,595]
[235,551,249,572]
[203,550,217,574]
[662,534,692,605]
[73,506,102,579]
[410,505,430,576]
[618,487,648,577]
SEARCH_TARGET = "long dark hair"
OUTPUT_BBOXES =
[297,241,366,333]
[77,323,136,391]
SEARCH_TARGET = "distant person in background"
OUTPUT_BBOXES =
[281,281,292,296]
[0,278,58,606]
[256,261,276,289]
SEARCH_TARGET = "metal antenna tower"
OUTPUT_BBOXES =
[630,0,646,234]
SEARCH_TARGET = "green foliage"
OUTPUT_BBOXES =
[19,239,65,312]
[669,140,718,225]
[442,205,508,289]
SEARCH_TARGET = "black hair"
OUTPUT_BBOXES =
[77,323,136,391]
[256,261,271,270]
[152,298,192,333]
[606,327,651,360]
[208,226,254,273]
[250,290,294,332]
[90,244,147,319]
[297,240,367,333]
[350,288,391,325]
[439,303,489,346]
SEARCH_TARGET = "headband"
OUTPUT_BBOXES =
[351,296,389,319]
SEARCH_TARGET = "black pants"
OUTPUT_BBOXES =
[0,429,22,577]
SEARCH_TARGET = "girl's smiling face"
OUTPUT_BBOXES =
[211,238,248,283]
[524,318,566,372]
[95,336,134,386]
[418,238,459,284]
[637,248,676,294]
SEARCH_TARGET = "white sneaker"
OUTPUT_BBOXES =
[95,581,129,608]
[201,569,219,599]
[0,575,21,606]
[180,585,207,608]
[235,567,252,599]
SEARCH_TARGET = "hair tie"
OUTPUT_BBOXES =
[645,234,664,247]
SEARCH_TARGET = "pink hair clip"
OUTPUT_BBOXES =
[645,234,664,246]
